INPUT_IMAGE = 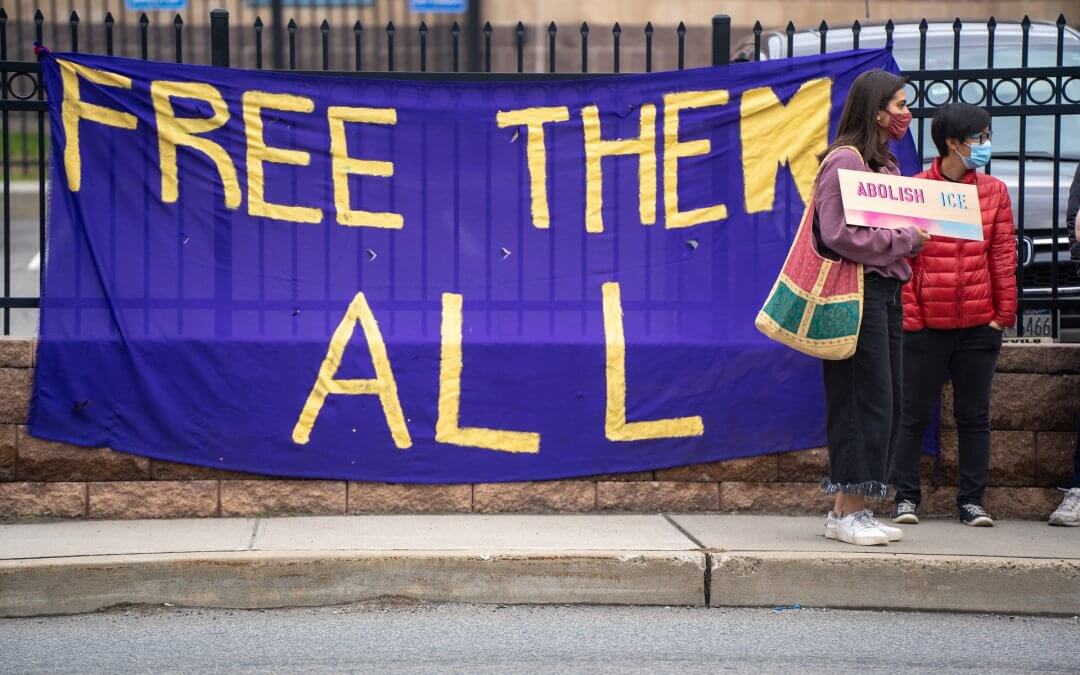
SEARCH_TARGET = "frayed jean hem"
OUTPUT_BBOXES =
[821,478,888,498]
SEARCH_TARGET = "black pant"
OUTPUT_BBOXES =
[892,325,1003,506]
[822,274,903,497]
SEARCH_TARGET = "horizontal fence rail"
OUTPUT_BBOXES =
[0,8,1077,338]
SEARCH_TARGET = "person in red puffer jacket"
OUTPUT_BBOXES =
[889,102,1017,528]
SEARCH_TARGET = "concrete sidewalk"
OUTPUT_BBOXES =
[1,514,1077,617]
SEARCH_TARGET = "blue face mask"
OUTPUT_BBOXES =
[962,141,992,169]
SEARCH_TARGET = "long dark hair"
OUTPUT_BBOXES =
[819,69,908,171]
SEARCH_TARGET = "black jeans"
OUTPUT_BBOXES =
[822,274,903,497]
[892,325,1003,506]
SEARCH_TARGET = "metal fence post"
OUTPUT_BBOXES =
[712,14,730,66]
[271,0,283,70]
[465,0,481,72]
[210,9,229,67]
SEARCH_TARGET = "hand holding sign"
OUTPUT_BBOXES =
[838,169,983,241]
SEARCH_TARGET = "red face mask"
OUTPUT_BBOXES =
[886,109,912,141]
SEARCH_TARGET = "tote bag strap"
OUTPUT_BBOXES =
[781,145,866,271]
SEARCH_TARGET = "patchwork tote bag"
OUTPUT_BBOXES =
[755,146,864,361]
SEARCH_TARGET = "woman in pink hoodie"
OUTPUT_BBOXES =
[813,70,929,546]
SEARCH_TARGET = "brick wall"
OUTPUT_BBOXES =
[1,339,1076,521]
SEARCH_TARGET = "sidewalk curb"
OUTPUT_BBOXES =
[710,552,1080,616]
[0,550,708,617]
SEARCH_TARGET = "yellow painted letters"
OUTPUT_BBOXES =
[581,103,657,233]
[243,90,323,223]
[601,282,704,441]
[151,81,240,209]
[327,105,403,229]
[292,292,411,448]
[662,90,729,229]
[59,59,138,192]
[436,292,541,453]
[741,78,831,213]
[495,106,570,229]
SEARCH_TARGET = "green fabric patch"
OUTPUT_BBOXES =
[763,281,807,334]
[806,300,860,340]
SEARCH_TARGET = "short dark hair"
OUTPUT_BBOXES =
[931,103,991,157]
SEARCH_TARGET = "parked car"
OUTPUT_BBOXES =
[733,20,1080,340]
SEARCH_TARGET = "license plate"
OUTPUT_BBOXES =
[1006,310,1054,339]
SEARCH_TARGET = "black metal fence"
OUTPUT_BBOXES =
[0,8,1078,339]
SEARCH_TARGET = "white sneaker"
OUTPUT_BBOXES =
[828,510,889,546]
[826,510,902,542]
[1049,488,1080,527]
[867,512,903,542]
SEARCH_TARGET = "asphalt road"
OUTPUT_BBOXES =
[2,602,1077,674]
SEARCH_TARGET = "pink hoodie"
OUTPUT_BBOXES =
[814,147,925,281]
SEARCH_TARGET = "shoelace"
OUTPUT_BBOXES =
[962,504,989,518]
[853,510,879,530]
[1059,489,1080,511]
[897,501,916,514]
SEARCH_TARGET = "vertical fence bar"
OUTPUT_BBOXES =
[786,21,794,58]
[483,21,491,73]
[386,21,394,72]
[21,10,39,174]
[712,14,730,65]
[255,17,263,69]
[677,21,685,69]
[2,8,9,333]
[35,10,44,299]
[644,22,653,72]
[1017,15,1031,333]
[70,10,79,52]
[139,12,148,60]
[418,21,426,72]
[288,18,297,70]
[515,21,523,73]
[105,11,114,55]
[465,0,479,72]
[612,22,620,73]
[917,19,928,165]
[819,20,827,54]
[210,8,228,67]
[752,20,761,60]
[852,20,860,50]
[321,19,329,70]
[1050,14,1065,337]
[548,22,556,73]
[579,22,588,73]
[951,18,961,101]
[173,14,183,63]
[453,22,461,73]
[985,17,995,174]
[354,21,362,71]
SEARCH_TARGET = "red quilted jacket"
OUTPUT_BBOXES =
[902,158,1017,331]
